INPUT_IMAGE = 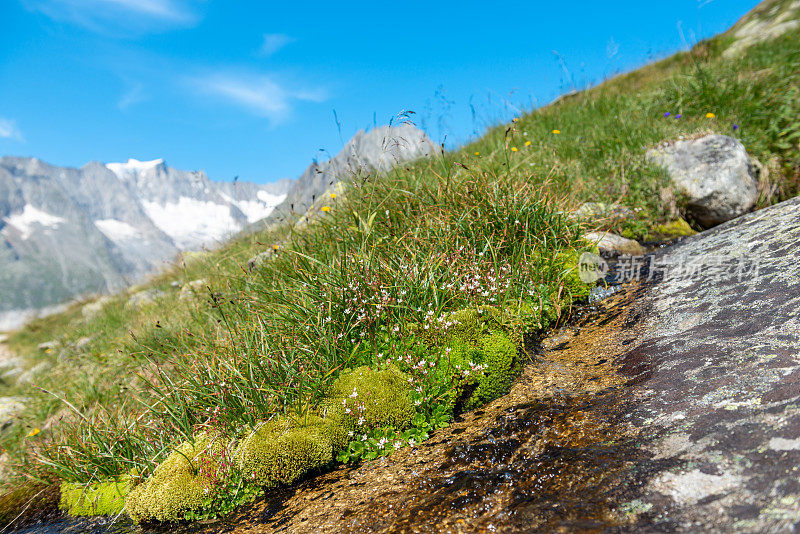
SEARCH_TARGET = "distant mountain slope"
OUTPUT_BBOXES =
[722,0,800,56]
[0,157,289,329]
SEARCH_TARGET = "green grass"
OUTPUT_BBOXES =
[0,17,798,525]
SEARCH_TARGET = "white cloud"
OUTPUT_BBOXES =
[118,82,145,109]
[0,118,24,141]
[259,33,294,57]
[101,0,190,20]
[188,72,327,122]
[25,0,200,33]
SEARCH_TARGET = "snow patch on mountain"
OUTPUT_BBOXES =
[219,191,287,224]
[234,198,282,223]
[2,205,65,239]
[257,190,285,205]
[105,158,165,180]
[94,219,139,242]
[142,197,238,249]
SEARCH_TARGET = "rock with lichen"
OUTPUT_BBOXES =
[574,202,634,221]
[178,279,207,301]
[583,232,646,256]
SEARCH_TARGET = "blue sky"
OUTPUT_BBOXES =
[0,0,759,184]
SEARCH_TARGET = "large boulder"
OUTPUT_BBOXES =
[603,195,800,531]
[646,135,758,228]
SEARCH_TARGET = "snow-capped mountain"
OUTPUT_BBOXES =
[0,156,290,329]
[103,158,288,249]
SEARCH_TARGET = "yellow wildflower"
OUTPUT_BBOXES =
[474,151,480,156]
[524,140,531,146]
[552,130,561,134]
[321,206,331,213]
[512,118,519,123]
[330,193,337,199]
[706,112,716,118]
[272,244,280,251]
[27,428,40,437]
[511,147,518,152]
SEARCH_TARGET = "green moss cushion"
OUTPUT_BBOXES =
[125,435,226,523]
[322,365,415,451]
[236,416,332,488]
[60,476,134,516]
[467,332,519,408]
[441,306,502,345]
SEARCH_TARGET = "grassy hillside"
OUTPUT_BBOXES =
[0,5,798,526]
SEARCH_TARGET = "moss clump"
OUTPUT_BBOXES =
[647,218,697,241]
[468,332,519,408]
[125,435,225,523]
[427,338,485,414]
[557,250,594,299]
[431,332,520,413]
[60,476,134,516]
[322,365,415,451]
[236,415,332,488]
[442,306,503,345]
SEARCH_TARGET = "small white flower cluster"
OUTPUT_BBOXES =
[463,361,488,378]
[339,259,397,330]
[435,246,516,304]
[341,394,366,418]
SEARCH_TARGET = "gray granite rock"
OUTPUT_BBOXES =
[646,135,758,228]
[247,249,275,272]
[127,288,165,308]
[81,295,113,319]
[36,341,57,352]
[615,195,800,531]
[0,397,25,430]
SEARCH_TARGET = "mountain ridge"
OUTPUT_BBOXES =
[0,156,290,329]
